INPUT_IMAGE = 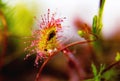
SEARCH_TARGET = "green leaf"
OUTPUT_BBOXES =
[92,15,97,34]
[91,63,98,76]
[91,63,106,81]
[92,0,106,35]
[102,68,117,81]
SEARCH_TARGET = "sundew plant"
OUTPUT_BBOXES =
[25,0,120,81]
[25,9,90,81]
[0,0,120,81]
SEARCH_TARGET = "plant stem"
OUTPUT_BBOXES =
[85,61,120,80]
[64,33,98,49]
[35,58,50,81]
[35,33,97,81]
[62,48,86,80]
[101,61,120,75]
[0,10,8,69]
[35,52,57,81]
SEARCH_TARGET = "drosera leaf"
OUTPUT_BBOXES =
[24,9,66,66]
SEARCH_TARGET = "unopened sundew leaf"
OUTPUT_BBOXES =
[115,52,120,61]
[77,30,85,38]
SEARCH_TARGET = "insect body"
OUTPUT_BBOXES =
[47,30,56,41]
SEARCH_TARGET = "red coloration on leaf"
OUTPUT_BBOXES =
[24,9,66,65]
